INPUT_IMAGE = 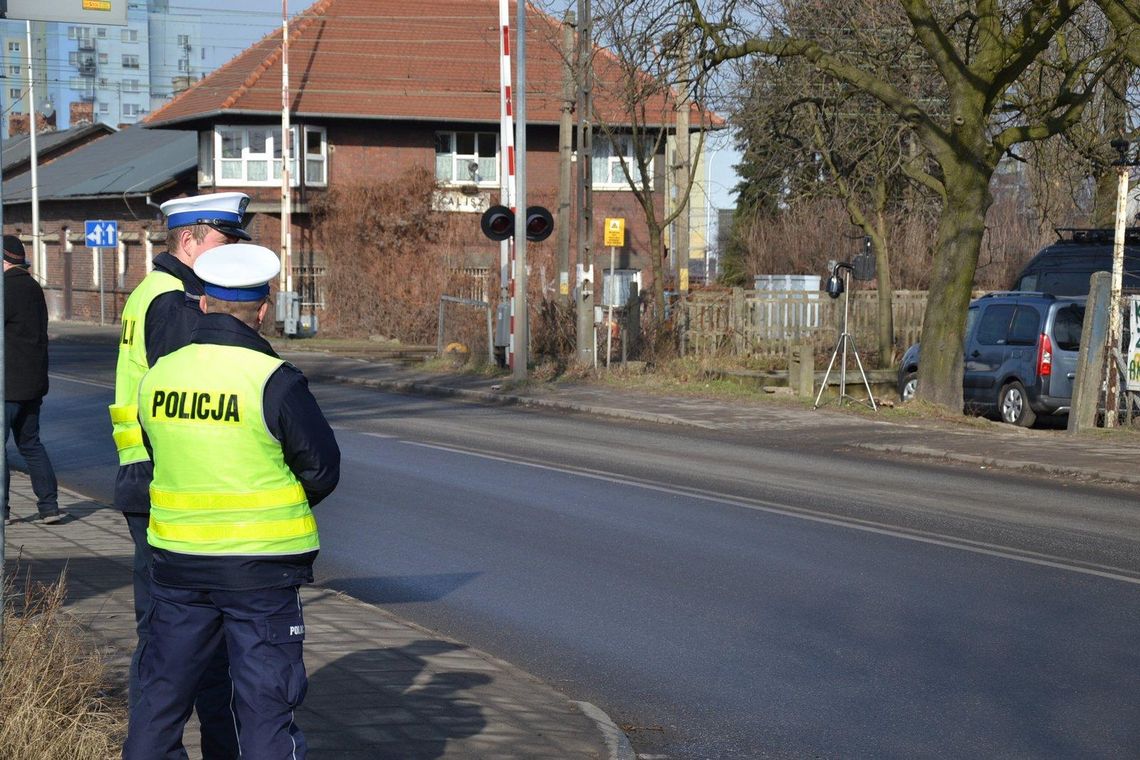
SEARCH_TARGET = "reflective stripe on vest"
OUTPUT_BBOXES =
[108,271,183,466]
[139,344,318,557]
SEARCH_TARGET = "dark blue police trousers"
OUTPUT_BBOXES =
[123,583,309,760]
[124,513,238,758]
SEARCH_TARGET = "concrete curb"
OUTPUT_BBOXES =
[852,442,1140,486]
[329,374,720,429]
[573,701,637,760]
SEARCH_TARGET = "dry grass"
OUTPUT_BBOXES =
[0,569,125,759]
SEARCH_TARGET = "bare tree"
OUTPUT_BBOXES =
[588,2,715,317]
[677,0,1140,410]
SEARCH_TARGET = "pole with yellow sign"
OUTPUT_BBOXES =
[603,218,625,367]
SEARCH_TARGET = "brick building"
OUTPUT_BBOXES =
[1,126,198,321]
[141,0,689,321]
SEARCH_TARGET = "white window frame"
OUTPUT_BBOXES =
[7,64,19,76]
[303,125,328,186]
[121,28,138,43]
[434,131,499,186]
[592,134,653,190]
[8,88,21,100]
[122,54,140,69]
[214,125,302,187]
[8,41,21,53]
[123,79,140,93]
[122,103,140,118]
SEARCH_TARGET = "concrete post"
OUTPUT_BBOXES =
[1069,271,1112,433]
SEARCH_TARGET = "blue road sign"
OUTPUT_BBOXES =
[85,220,118,248]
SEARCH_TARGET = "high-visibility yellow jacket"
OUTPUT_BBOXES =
[108,271,183,466]
[139,343,319,557]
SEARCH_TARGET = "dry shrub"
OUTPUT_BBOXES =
[313,167,473,342]
[0,570,125,759]
[532,298,576,367]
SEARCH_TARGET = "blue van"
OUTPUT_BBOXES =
[897,292,1085,426]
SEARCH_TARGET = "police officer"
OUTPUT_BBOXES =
[123,244,340,759]
[109,192,251,755]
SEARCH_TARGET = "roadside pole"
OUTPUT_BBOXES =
[603,217,625,369]
[606,244,615,367]
[1105,158,1130,426]
[512,0,528,380]
[1,86,7,648]
[98,247,105,325]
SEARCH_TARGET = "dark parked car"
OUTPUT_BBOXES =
[897,291,1085,426]
[1012,227,1140,296]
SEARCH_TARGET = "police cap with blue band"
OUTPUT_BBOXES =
[194,244,281,302]
[160,192,252,241]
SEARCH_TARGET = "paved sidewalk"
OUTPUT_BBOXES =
[2,474,618,760]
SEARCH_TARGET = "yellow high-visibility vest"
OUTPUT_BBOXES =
[108,271,182,465]
[139,343,318,556]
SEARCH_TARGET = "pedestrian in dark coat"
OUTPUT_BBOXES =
[2,235,59,524]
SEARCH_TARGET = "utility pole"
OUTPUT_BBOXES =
[26,22,41,278]
[674,58,690,295]
[575,0,595,365]
[280,0,293,298]
[512,0,528,379]
[556,11,575,304]
[1105,138,1134,426]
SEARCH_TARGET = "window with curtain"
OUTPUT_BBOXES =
[435,131,499,185]
[592,135,651,189]
[212,125,327,187]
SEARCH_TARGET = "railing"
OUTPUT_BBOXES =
[681,288,935,362]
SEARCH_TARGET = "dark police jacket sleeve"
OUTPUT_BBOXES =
[263,364,340,506]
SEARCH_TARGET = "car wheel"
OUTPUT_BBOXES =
[899,372,918,403]
[999,381,1037,427]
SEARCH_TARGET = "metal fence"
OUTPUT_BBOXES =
[681,288,934,361]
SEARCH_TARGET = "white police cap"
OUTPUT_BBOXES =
[160,192,251,240]
[194,243,280,302]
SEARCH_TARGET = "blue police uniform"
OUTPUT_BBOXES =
[113,204,249,759]
[115,252,240,758]
[123,245,339,759]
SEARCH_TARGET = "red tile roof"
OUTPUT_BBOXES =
[145,0,695,129]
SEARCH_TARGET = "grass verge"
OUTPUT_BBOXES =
[0,567,126,759]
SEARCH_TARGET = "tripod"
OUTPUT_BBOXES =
[813,266,877,410]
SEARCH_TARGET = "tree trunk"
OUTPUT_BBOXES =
[647,223,666,318]
[915,161,994,410]
[872,211,893,368]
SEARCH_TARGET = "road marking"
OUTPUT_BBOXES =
[50,372,113,389]
[359,431,397,439]
[402,440,1140,586]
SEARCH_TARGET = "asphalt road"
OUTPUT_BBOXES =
[31,336,1140,759]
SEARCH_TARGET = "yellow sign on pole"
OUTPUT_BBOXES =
[604,217,625,248]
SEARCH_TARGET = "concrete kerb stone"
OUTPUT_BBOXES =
[852,442,1140,486]
[331,374,722,430]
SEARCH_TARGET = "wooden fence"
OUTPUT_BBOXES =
[680,288,933,363]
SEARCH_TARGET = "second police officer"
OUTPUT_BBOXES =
[108,192,252,756]
[123,243,339,758]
